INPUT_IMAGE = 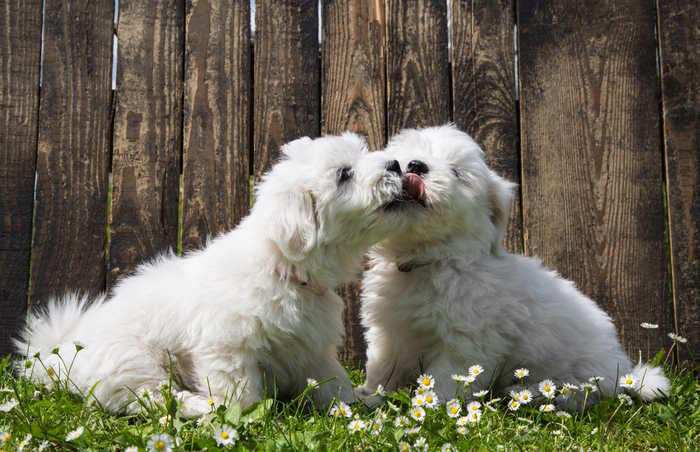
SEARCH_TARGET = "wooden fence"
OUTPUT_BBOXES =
[1,1,697,366]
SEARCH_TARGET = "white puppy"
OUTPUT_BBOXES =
[359,125,669,408]
[15,133,405,417]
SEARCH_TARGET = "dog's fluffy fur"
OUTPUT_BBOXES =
[15,134,404,417]
[359,125,669,408]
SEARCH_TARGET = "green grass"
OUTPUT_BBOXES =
[0,354,698,451]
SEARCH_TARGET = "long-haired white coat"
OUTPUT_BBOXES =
[15,133,405,417]
[359,125,669,408]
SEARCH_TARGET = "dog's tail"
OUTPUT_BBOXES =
[629,362,670,401]
[12,292,102,359]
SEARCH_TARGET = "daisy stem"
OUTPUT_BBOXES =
[663,343,676,367]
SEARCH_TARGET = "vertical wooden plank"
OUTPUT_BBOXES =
[182,1,251,251]
[387,0,450,135]
[322,0,386,366]
[110,0,184,284]
[30,1,113,305]
[451,0,522,253]
[657,0,700,362]
[253,0,320,180]
[518,0,671,356]
[0,1,42,355]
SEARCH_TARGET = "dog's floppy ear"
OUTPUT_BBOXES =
[488,174,515,256]
[267,189,319,262]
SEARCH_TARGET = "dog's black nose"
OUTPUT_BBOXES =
[407,160,429,176]
[386,159,402,175]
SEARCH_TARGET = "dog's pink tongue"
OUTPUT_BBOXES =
[402,173,425,201]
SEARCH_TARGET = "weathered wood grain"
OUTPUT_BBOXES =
[0,0,42,356]
[451,0,522,253]
[657,0,700,362]
[253,0,320,181]
[387,0,450,134]
[518,0,670,356]
[110,0,183,285]
[322,0,386,365]
[30,1,113,305]
[182,0,251,252]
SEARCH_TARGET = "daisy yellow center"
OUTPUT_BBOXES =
[472,406,478,411]
[562,388,569,394]
[473,370,479,374]
[426,396,433,402]
[221,431,229,439]
[423,378,431,386]
[450,407,458,414]
[154,440,165,450]
[626,379,633,385]
[354,424,360,430]
[519,372,524,376]
[414,409,422,418]
[402,444,409,451]
[209,399,215,406]
[2,434,9,442]
[511,402,518,408]
[544,385,551,392]
[47,368,55,376]
[472,413,478,419]
[339,407,346,415]
[522,394,529,400]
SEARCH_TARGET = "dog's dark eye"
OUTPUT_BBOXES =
[337,166,353,184]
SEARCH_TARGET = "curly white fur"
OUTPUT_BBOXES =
[15,133,404,417]
[359,125,669,408]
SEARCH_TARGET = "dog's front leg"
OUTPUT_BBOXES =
[307,353,356,409]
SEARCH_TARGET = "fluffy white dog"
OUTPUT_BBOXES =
[359,125,669,408]
[15,133,406,417]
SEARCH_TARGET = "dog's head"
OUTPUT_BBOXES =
[253,133,404,269]
[380,124,515,257]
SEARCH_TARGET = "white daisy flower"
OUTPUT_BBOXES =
[538,379,556,398]
[417,374,435,390]
[214,424,238,446]
[509,390,520,401]
[395,416,410,427]
[0,431,10,444]
[451,374,468,382]
[33,390,41,399]
[467,410,482,423]
[405,426,422,435]
[410,406,426,422]
[414,437,428,451]
[330,401,353,418]
[468,365,484,377]
[376,384,386,396]
[0,399,18,412]
[591,427,599,435]
[466,401,482,413]
[38,441,50,451]
[668,332,688,344]
[518,389,533,404]
[388,401,401,412]
[514,368,529,379]
[73,340,86,351]
[147,433,174,451]
[457,426,467,435]
[347,419,366,433]
[306,378,318,389]
[539,404,555,412]
[640,322,658,329]
[196,415,208,426]
[446,399,461,418]
[17,434,31,452]
[464,375,476,386]
[456,416,469,427]
[125,447,138,452]
[516,424,528,435]
[619,374,638,389]
[441,443,456,452]
[369,419,383,435]
[398,441,412,451]
[580,382,597,393]
[556,410,572,418]
[508,399,521,411]
[485,401,497,412]
[552,430,563,436]
[589,376,604,383]
[376,409,388,421]
[412,394,426,407]
[618,393,633,406]
[158,415,172,427]
[424,391,439,408]
[65,426,84,442]
[473,390,489,398]
[560,383,578,398]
